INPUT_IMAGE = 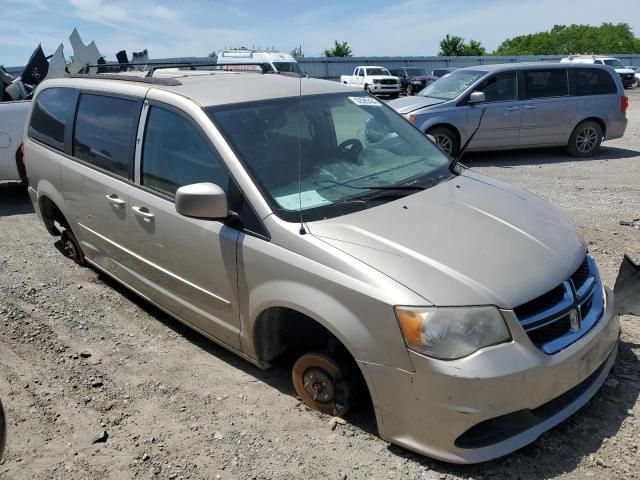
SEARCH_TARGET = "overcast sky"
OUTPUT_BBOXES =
[2,0,640,66]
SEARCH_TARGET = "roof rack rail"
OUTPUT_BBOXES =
[68,74,183,86]
[78,61,273,77]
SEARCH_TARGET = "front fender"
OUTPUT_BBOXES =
[418,115,467,144]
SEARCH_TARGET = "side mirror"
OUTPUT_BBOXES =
[468,91,486,104]
[175,182,228,220]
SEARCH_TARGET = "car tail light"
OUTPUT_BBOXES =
[621,95,629,113]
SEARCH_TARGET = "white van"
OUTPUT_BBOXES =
[216,50,303,75]
[561,55,636,88]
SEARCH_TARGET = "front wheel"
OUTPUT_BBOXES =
[292,352,355,417]
[427,126,459,157]
[567,120,603,157]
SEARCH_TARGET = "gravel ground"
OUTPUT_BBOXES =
[0,90,639,480]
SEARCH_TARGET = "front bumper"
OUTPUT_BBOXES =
[369,83,401,94]
[361,287,620,463]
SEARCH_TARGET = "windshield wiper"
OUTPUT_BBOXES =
[314,179,426,191]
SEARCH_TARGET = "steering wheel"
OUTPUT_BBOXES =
[337,139,363,163]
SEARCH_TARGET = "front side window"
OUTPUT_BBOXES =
[474,72,516,102]
[29,87,76,150]
[272,62,302,74]
[419,69,487,100]
[575,68,617,96]
[207,93,453,222]
[524,70,568,99]
[142,106,229,198]
[73,94,139,177]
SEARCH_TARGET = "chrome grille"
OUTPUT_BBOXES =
[514,256,604,354]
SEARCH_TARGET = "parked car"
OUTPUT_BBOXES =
[389,62,628,157]
[25,71,619,464]
[340,66,401,97]
[216,49,303,75]
[627,66,640,87]
[0,100,29,183]
[561,56,636,89]
[388,68,437,95]
[431,67,457,78]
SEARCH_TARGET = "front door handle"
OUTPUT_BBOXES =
[105,194,126,207]
[524,105,537,110]
[506,106,520,111]
[132,206,155,222]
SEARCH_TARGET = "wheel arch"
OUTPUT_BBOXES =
[37,187,72,236]
[573,116,607,138]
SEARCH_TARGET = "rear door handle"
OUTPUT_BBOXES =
[105,194,126,207]
[524,105,537,110]
[506,107,520,111]
[132,205,155,221]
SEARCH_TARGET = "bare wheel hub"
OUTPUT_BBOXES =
[302,367,334,403]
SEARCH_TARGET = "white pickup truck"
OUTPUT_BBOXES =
[340,66,401,98]
[0,101,29,183]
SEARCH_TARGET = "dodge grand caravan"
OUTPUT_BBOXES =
[389,63,628,157]
[24,71,619,463]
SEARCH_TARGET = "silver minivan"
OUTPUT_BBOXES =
[24,71,619,464]
[389,62,628,157]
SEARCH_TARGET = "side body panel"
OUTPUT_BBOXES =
[0,101,30,181]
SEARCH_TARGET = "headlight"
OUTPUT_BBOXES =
[373,79,381,84]
[395,306,511,360]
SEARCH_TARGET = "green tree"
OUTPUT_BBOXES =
[462,39,487,56]
[323,40,352,57]
[290,45,304,58]
[438,35,487,56]
[494,23,640,55]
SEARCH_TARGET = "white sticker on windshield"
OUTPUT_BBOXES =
[348,96,382,106]
[275,190,331,211]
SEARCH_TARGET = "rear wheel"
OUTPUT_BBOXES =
[292,352,355,417]
[427,126,459,157]
[567,120,603,157]
[61,229,85,266]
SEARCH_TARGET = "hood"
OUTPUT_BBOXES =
[388,95,445,114]
[616,68,635,74]
[308,171,586,308]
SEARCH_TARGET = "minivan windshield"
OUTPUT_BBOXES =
[273,62,302,74]
[603,59,624,68]
[419,69,487,100]
[207,93,452,222]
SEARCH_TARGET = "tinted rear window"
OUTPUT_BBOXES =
[73,94,139,178]
[29,87,76,150]
[525,70,568,99]
[575,68,617,95]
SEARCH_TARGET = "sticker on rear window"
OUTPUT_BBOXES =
[348,96,382,106]
[275,190,331,211]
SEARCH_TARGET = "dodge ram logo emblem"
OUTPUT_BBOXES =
[569,309,581,332]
